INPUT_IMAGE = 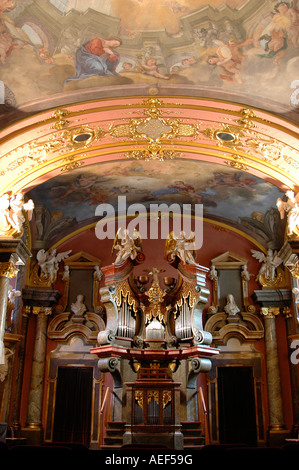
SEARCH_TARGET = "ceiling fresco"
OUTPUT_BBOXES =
[0,0,298,117]
[27,159,285,248]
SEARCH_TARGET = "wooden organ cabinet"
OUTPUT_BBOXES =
[91,238,218,449]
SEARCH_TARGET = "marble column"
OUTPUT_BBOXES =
[10,307,30,433]
[25,307,51,430]
[261,307,285,431]
[253,289,292,445]
[21,288,60,444]
[0,262,18,364]
[0,239,31,365]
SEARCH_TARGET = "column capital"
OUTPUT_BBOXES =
[260,306,280,318]
[0,261,19,278]
[32,306,52,317]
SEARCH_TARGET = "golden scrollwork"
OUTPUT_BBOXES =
[1,115,105,177]
[60,155,84,173]
[201,107,298,171]
[143,268,166,323]
[162,390,172,408]
[288,261,299,279]
[224,155,249,170]
[0,261,19,278]
[113,279,139,314]
[110,98,199,161]
[147,390,160,405]
[135,390,144,409]
[28,263,53,288]
[174,280,199,310]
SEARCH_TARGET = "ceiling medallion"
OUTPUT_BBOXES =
[110,98,199,161]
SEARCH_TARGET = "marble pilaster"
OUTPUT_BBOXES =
[253,289,292,444]
[26,307,51,429]
[278,240,299,434]
[261,307,285,430]
[21,288,60,444]
[0,239,31,365]
[10,308,30,432]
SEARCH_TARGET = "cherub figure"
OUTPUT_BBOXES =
[137,58,170,79]
[8,193,34,233]
[112,228,142,265]
[0,192,34,236]
[251,248,283,283]
[277,190,299,238]
[36,248,72,283]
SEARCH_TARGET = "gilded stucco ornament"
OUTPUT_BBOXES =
[110,97,199,161]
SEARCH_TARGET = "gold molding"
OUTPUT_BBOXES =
[3,143,298,198]
[0,97,298,195]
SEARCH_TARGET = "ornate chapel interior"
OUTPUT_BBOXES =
[0,0,299,457]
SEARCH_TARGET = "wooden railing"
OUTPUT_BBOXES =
[197,387,210,444]
[99,386,112,449]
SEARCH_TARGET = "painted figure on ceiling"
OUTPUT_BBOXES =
[256,1,299,65]
[65,36,122,84]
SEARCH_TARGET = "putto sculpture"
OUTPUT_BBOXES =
[0,192,34,238]
[164,230,197,264]
[276,190,299,238]
[112,228,142,265]
[36,248,72,284]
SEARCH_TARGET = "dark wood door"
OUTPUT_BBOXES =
[53,367,93,446]
[217,366,257,446]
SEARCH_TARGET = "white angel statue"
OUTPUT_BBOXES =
[0,192,34,236]
[165,230,197,264]
[8,193,34,233]
[251,248,282,283]
[112,228,142,265]
[37,248,72,283]
[277,191,299,238]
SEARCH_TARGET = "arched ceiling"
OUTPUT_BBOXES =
[0,0,298,250]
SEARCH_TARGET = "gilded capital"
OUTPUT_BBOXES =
[260,306,280,318]
[32,306,52,317]
[0,261,19,279]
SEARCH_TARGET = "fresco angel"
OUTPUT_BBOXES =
[276,190,299,238]
[112,228,142,265]
[251,248,283,282]
[164,230,197,264]
[36,248,72,283]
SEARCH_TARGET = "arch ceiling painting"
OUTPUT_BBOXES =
[0,0,298,250]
